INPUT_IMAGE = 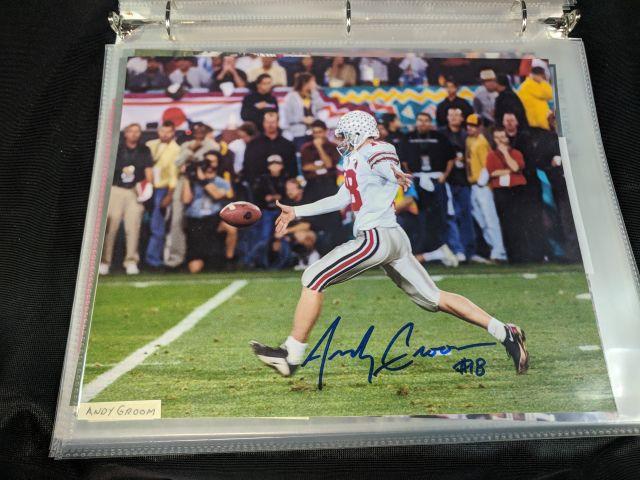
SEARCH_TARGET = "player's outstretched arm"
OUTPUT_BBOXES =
[275,200,296,235]
[287,184,351,221]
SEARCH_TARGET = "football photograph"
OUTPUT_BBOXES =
[78,52,615,419]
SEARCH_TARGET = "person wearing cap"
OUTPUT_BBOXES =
[465,113,507,262]
[473,69,499,127]
[435,77,474,127]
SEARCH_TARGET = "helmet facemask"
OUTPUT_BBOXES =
[334,110,380,157]
[335,131,351,157]
[335,130,375,157]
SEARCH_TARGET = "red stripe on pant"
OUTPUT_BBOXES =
[309,230,375,291]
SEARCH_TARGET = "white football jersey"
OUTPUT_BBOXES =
[343,141,401,232]
[294,140,402,234]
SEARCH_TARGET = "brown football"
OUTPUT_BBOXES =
[219,201,262,227]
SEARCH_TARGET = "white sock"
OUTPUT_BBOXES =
[284,336,308,365]
[488,317,507,342]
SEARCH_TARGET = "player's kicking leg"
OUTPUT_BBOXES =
[250,229,383,376]
[382,231,529,374]
[251,226,529,376]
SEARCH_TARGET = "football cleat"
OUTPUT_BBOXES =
[249,340,298,377]
[502,324,529,374]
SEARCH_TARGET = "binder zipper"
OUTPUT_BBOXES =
[109,1,580,43]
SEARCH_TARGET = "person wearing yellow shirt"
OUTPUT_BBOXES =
[465,114,506,262]
[517,66,553,130]
[145,120,180,268]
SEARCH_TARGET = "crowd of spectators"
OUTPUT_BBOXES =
[125,54,533,92]
[100,55,578,275]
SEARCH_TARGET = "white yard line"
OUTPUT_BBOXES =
[88,361,183,368]
[101,270,577,288]
[81,280,247,402]
[579,345,601,351]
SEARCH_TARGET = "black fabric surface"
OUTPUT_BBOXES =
[1,0,639,478]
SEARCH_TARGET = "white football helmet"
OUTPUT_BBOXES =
[334,110,379,156]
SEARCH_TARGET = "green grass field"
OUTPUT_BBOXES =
[83,263,615,418]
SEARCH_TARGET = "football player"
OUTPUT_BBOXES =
[250,111,529,376]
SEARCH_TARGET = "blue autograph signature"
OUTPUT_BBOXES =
[301,316,496,390]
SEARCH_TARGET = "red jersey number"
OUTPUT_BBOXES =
[345,169,362,212]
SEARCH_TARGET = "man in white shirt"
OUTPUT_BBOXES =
[169,57,211,89]
[250,111,530,379]
[228,122,257,175]
[247,57,288,87]
[235,54,263,75]
[473,69,499,126]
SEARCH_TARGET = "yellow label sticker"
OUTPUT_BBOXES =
[76,400,161,421]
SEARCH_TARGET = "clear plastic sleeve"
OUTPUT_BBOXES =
[51,0,640,458]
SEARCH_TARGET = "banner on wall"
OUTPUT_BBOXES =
[324,85,478,126]
[120,89,353,133]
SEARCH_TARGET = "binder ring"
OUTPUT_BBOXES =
[165,1,175,41]
[345,0,351,35]
[519,0,527,35]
